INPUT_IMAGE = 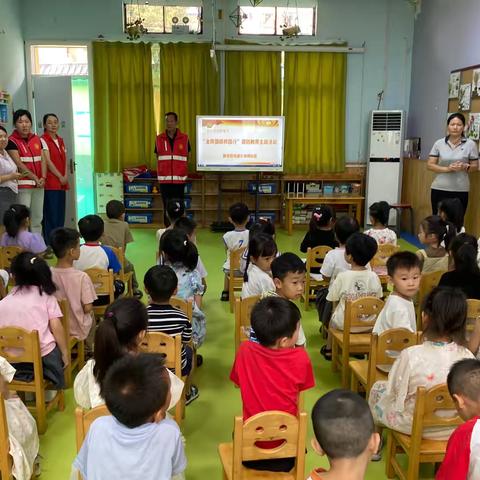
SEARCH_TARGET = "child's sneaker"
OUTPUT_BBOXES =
[371,436,384,462]
[220,290,229,301]
[185,385,199,405]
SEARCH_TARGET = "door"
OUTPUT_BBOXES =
[32,76,78,228]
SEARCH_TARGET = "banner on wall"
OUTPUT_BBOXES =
[196,116,285,172]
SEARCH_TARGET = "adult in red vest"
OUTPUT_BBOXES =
[41,113,69,244]
[155,112,190,226]
[6,109,47,235]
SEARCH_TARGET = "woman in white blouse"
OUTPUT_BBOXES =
[0,126,21,226]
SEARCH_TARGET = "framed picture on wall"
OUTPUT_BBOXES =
[467,113,480,141]
[459,84,472,110]
[449,72,460,98]
[473,69,480,97]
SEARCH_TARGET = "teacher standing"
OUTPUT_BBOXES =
[155,112,190,226]
[0,126,21,225]
[428,113,478,215]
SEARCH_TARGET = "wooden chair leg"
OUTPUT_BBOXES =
[78,340,86,370]
[331,338,339,372]
[64,362,73,389]
[341,347,349,388]
[350,371,358,393]
[58,390,65,411]
[406,445,420,480]
[385,431,396,479]
[36,390,47,435]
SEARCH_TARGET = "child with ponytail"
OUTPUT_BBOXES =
[416,215,454,273]
[160,229,206,348]
[1,204,46,254]
[300,205,338,253]
[439,233,480,299]
[0,252,67,389]
[74,297,184,411]
[364,201,397,245]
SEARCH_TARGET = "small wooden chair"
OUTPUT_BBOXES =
[234,295,261,353]
[370,244,400,287]
[415,270,446,326]
[170,297,193,321]
[141,332,186,425]
[108,246,133,297]
[350,329,420,395]
[229,247,247,313]
[303,245,331,310]
[84,268,115,320]
[385,384,462,480]
[75,404,110,451]
[0,246,22,290]
[218,411,307,480]
[59,299,85,388]
[0,392,12,479]
[0,327,64,434]
[466,298,480,340]
[330,297,384,388]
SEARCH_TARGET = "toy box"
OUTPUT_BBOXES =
[247,182,277,194]
[125,183,153,194]
[125,213,153,224]
[125,198,153,209]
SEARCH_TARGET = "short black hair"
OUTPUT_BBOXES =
[386,251,422,277]
[50,227,80,258]
[166,199,185,224]
[447,112,465,126]
[165,112,178,121]
[422,286,467,346]
[78,215,104,242]
[271,252,306,280]
[174,216,196,237]
[42,113,58,125]
[103,353,170,429]
[144,265,178,302]
[369,201,390,226]
[345,233,378,266]
[334,216,359,245]
[229,202,250,225]
[0,125,7,135]
[312,389,375,459]
[250,296,300,347]
[448,359,480,400]
[106,200,125,219]
[13,109,32,125]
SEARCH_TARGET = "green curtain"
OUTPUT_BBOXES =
[92,42,156,172]
[224,49,281,116]
[159,43,219,171]
[284,52,346,174]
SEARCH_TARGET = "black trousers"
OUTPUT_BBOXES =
[160,183,185,226]
[431,188,469,216]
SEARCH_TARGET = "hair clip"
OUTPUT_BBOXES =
[183,240,187,246]
[313,212,322,220]
[106,311,114,318]
[30,256,37,264]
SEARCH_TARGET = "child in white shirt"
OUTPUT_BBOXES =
[242,233,277,298]
[364,201,397,245]
[221,202,250,301]
[373,251,421,335]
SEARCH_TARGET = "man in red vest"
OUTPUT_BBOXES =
[155,112,190,226]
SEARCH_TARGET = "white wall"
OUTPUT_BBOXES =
[20,0,416,162]
[0,0,27,116]
[409,0,480,155]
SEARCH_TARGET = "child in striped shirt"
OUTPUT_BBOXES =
[144,265,198,404]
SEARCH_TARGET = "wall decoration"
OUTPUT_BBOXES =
[467,113,480,141]
[448,72,460,99]
[472,69,480,97]
[458,84,472,111]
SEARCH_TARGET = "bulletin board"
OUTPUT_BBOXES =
[95,173,124,214]
[448,65,480,142]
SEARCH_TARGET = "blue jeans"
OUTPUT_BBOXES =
[43,190,66,244]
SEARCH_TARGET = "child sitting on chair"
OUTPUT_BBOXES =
[73,353,187,480]
[300,206,338,261]
[436,358,480,479]
[321,233,382,360]
[364,201,397,245]
[144,265,198,405]
[50,228,97,347]
[372,251,421,335]
[221,202,250,301]
[100,199,141,298]
[308,389,380,480]
[230,296,315,472]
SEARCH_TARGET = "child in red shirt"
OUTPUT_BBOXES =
[230,296,315,472]
[436,358,480,480]
[308,389,380,480]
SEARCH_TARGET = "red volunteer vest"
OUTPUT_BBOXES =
[156,129,188,184]
[8,130,43,189]
[41,132,69,191]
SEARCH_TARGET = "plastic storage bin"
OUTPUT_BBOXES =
[125,213,154,224]
[125,198,153,209]
[247,182,277,194]
[125,183,153,194]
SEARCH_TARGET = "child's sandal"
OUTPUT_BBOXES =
[320,345,332,361]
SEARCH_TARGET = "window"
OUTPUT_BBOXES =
[238,6,316,36]
[123,4,202,34]
[31,46,88,75]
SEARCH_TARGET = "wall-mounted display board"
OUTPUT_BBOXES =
[448,65,480,142]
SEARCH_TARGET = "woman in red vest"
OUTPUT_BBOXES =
[40,113,69,243]
[155,112,190,226]
[6,109,47,235]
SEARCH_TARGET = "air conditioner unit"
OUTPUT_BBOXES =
[365,110,405,227]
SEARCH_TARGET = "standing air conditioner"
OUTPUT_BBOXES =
[365,110,405,227]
